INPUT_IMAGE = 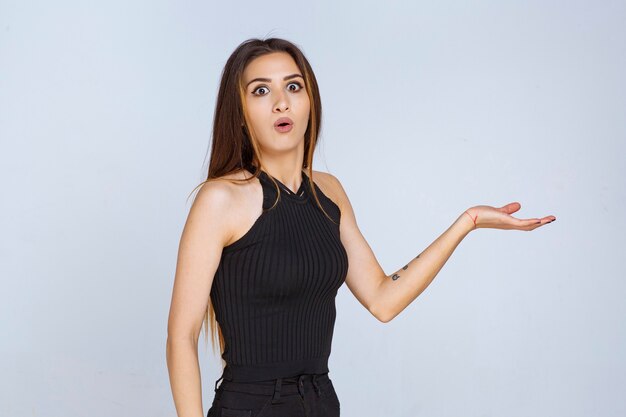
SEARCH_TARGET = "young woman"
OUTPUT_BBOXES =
[166,38,556,417]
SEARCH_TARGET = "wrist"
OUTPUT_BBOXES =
[460,209,477,233]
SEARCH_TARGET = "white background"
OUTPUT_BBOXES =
[1,1,624,416]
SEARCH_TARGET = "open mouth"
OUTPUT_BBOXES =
[274,121,293,133]
[274,117,294,128]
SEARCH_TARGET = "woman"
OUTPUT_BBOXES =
[166,38,555,417]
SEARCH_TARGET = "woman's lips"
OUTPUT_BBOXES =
[274,123,293,133]
[273,117,293,133]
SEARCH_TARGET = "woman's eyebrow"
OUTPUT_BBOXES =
[246,73,303,87]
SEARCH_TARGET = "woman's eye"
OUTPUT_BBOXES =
[252,86,269,96]
[287,82,303,91]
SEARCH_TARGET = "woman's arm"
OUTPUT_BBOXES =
[372,210,475,322]
[326,174,555,323]
[166,181,234,417]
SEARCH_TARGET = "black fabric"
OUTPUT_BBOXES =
[210,165,349,383]
[208,372,341,417]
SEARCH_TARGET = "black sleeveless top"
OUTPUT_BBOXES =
[210,165,349,382]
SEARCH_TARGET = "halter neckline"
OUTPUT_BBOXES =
[245,165,310,202]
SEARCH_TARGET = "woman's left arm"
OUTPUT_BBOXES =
[327,173,556,323]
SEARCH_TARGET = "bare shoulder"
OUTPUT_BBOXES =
[194,170,263,247]
[186,179,232,249]
[193,170,247,214]
[309,169,350,214]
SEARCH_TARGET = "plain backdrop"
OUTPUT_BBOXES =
[1,1,624,416]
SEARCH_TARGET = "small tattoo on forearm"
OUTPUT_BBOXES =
[390,253,422,281]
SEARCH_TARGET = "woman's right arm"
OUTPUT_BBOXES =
[166,181,234,417]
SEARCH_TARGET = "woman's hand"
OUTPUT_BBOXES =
[465,202,556,231]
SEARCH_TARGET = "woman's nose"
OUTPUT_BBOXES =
[274,91,290,112]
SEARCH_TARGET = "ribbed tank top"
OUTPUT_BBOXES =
[210,164,349,382]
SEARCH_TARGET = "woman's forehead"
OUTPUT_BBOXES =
[243,52,300,83]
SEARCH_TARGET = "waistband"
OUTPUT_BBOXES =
[214,372,330,403]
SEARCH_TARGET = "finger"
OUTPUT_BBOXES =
[523,217,555,230]
[534,216,556,225]
[500,202,521,215]
[513,217,542,229]
[520,221,542,231]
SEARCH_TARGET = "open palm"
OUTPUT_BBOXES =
[467,202,556,231]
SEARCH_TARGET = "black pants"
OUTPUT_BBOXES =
[207,372,341,417]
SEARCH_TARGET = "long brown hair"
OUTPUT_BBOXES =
[188,37,336,364]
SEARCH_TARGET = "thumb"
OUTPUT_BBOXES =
[500,202,521,215]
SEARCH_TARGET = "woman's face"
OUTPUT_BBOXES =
[241,51,310,155]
